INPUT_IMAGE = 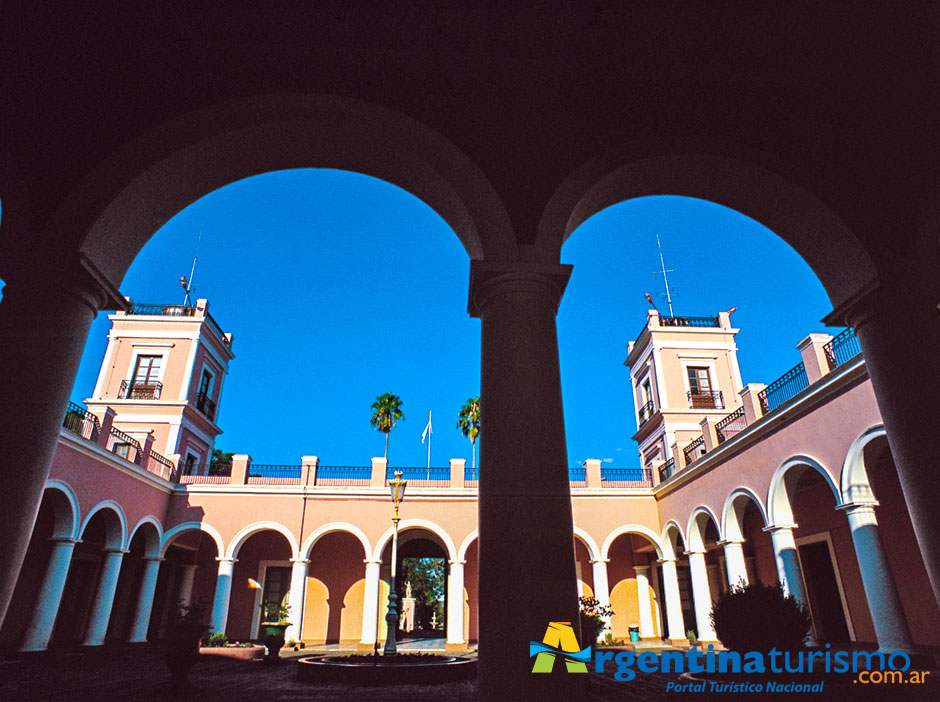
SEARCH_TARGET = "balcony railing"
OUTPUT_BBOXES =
[684,437,706,465]
[661,315,720,328]
[463,466,479,484]
[206,313,231,346]
[120,379,163,400]
[388,466,450,486]
[758,362,809,413]
[600,467,652,487]
[315,465,372,486]
[568,465,587,486]
[658,458,676,482]
[824,328,861,371]
[129,302,195,317]
[716,407,747,445]
[62,402,100,442]
[178,462,231,484]
[195,392,217,421]
[688,390,724,409]
[106,427,142,465]
[248,464,302,485]
[638,400,655,428]
[145,451,175,480]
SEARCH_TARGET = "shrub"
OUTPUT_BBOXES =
[710,582,811,653]
[579,596,613,645]
[205,632,228,648]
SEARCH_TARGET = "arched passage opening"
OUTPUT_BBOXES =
[153,527,220,641]
[722,490,776,588]
[227,528,295,641]
[0,485,77,651]
[302,531,367,646]
[106,520,161,642]
[603,530,663,643]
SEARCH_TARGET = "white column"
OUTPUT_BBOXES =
[359,560,382,646]
[590,559,612,629]
[20,538,78,651]
[209,557,236,634]
[82,548,126,646]
[446,560,466,647]
[658,558,686,641]
[285,558,309,642]
[634,565,655,639]
[720,539,749,588]
[127,557,163,643]
[842,503,915,652]
[176,563,197,607]
[766,525,809,605]
[687,551,716,641]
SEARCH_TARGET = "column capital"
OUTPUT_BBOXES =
[215,556,237,564]
[448,560,467,566]
[822,282,898,329]
[143,556,166,564]
[364,559,383,566]
[684,549,706,557]
[656,557,677,565]
[836,501,880,513]
[48,537,80,545]
[589,558,611,565]
[717,538,745,547]
[763,523,798,535]
[103,548,128,556]
[633,564,650,573]
[290,558,311,565]
[467,260,573,317]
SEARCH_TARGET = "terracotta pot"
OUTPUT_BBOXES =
[259,622,290,661]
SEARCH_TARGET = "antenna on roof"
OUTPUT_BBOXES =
[180,225,202,307]
[654,232,676,317]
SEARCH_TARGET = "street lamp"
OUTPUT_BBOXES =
[383,470,407,655]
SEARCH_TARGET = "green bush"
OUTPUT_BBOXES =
[579,596,613,645]
[710,582,811,653]
[205,632,228,648]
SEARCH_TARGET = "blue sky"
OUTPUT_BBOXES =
[66,170,834,468]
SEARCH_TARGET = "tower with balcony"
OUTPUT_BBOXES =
[624,309,743,483]
[84,298,234,474]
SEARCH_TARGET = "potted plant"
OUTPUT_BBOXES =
[259,601,291,662]
[164,600,210,685]
[578,596,613,646]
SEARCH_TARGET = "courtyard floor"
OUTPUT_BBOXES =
[0,644,937,701]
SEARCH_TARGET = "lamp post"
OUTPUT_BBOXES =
[383,470,407,655]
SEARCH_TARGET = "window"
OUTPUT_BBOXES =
[687,367,712,396]
[195,368,217,420]
[133,355,162,385]
[197,368,213,398]
[183,454,197,476]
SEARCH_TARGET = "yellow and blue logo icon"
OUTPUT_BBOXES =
[529,622,591,673]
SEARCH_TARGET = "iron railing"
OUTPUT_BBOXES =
[129,302,195,317]
[248,464,302,484]
[658,458,676,482]
[107,427,142,464]
[315,465,372,485]
[120,379,163,400]
[824,328,861,371]
[206,313,231,346]
[688,390,724,409]
[661,315,720,328]
[600,467,652,487]
[463,466,479,482]
[683,437,706,465]
[715,407,747,445]
[638,400,655,427]
[146,451,175,480]
[62,402,100,442]
[759,362,809,413]
[195,392,217,420]
[387,466,450,485]
[568,465,587,484]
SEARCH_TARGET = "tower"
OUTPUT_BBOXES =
[624,309,743,481]
[84,298,234,474]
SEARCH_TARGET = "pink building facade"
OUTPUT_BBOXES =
[2,302,937,661]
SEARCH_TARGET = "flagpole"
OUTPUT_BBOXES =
[426,411,432,475]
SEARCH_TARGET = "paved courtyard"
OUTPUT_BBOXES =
[0,645,937,701]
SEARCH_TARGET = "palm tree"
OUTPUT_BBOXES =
[456,396,481,478]
[370,392,405,460]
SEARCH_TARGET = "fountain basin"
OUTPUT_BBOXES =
[296,654,477,685]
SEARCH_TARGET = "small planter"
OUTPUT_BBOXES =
[259,622,290,661]
[199,644,265,661]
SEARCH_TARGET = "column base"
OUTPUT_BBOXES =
[445,642,469,653]
[668,638,692,647]
[357,642,378,652]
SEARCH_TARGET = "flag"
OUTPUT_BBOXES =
[421,411,433,443]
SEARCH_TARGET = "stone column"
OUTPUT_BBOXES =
[446,560,466,650]
[176,563,198,607]
[285,558,309,642]
[847,289,940,609]
[766,525,809,606]
[127,557,163,643]
[590,558,612,627]
[470,260,582,700]
[720,539,749,588]
[634,565,655,639]
[658,558,686,642]
[82,548,126,646]
[359,560,382,650]
[0,273,108,625]
[841,503,915,652]
[209,557,237,634]
[19,538,78,651]
[686,551,716,641]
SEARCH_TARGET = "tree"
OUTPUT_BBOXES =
[400,557,446,631]
[456,396,481,476]
[370,392,404,460]
[211,449,234,464]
